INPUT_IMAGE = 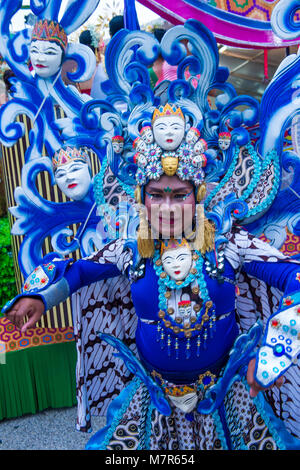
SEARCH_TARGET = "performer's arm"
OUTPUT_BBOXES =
[242,260,300,294]
[242,259,300,391]
[2,257,122,332]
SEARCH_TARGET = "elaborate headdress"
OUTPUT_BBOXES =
[218,132,231,140]
[112,135,124,143]
[135,104,206,187]
[52,146,90,170]
[152,103,185,123]
[31,19,68,52]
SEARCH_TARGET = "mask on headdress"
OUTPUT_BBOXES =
[112,135,125,154]
[52,147,91,201]
[133,103,206,188]
[218,132,231,151]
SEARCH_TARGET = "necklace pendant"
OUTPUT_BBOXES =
[167,334,172,357]
[203,329,208,350]
[160,329,165,349]
[196,335,201,357]
[175,337,179,360]
[156,324,161,342]
[185,338,191,359]
[178,300,192,325]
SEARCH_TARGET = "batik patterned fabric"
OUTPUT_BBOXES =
[72,161,136,432]
[88,376,283,450]
[224,228,300,439]
[72,238,137,432]
[79,227,300,442]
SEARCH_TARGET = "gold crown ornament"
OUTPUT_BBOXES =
[152,103,185,123]
[160,238,191,256]
[112,135,124,143]
[52,147,90,170]
[31,19,68,52]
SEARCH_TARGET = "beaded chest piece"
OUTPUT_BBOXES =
[153,238,217,360]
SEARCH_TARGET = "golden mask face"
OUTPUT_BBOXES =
[161,156,179,176]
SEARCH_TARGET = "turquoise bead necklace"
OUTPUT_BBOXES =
[153,243,217,360]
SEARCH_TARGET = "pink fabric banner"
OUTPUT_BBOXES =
[137,0,300,48]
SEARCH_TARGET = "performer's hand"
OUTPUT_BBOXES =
[246,358,284,397]
[5,297,45,332]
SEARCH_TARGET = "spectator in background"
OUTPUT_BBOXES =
[149,28,178,89]
[76,29,108,99]
[76,16,125,100]
[109,15,124,38]
[2,69,15,102]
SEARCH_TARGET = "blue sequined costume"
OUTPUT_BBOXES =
[4,227,300,450]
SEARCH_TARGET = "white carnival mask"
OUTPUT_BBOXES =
[153,115,185,151]
[30,40,63,78]
[218,138,231,151]
[185,128,200,146]
[112,141,124,154]
[141,127,154,144]
[192,154,204,168]
[161,244,192,281]
[194,140,206,155]
[137,153,147,168]
[54,160,91,201]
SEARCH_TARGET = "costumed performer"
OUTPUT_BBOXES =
[3,103,300,450]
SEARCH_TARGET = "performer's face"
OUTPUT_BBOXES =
[153,115,185,151]
[144,174,195,238]
[30,40,63,78]
[161,245,192,280]
[54,161,91,200]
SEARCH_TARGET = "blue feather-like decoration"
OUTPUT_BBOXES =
[98,332,172,416]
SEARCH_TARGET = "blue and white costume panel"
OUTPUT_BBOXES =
[3,228,300,448]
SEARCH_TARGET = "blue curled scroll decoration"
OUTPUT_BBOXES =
[160,19,218,117]
[205,194,249,245]
[197,322,263,415]
[259,51,300,158]
[97,332,172,416]
[271,0,300,40]
[103,28,160,109]
[9,158,97,275]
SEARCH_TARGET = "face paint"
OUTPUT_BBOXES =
[145,174,195,238]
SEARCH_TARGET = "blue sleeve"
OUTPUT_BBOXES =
[1,257,122,315]
[64,259,121,294]
[242,261,300,294]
